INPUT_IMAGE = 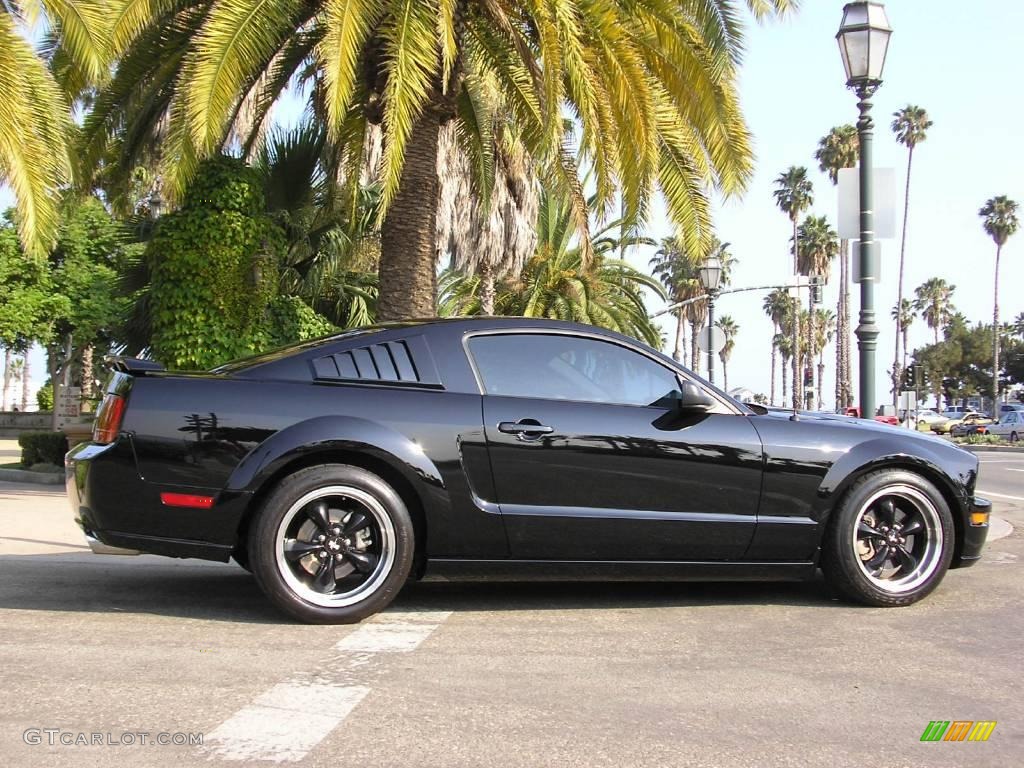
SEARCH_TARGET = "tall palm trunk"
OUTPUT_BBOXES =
[791,220,800,410]
[479,263,496,315]
[673,309,685,362]
[722,357,729,391]
[993,243,1003,410]
[378,112,443,320]
[691,331,700,376]
[20,354,30,411]
[817,351,825,410]
[1,348,11,411]
[806,289,815,411]
[781,353,789,402]
[770,323,777,406]
[893,146,914,406]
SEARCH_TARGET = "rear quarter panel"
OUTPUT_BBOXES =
[122,375,501,556]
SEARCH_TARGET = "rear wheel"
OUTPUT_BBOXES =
[1011,431,1019,443]
[822,470,954,607]
[248,464,414,623]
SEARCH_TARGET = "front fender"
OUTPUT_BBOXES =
[226,415,446,495]
[816,436,977,521]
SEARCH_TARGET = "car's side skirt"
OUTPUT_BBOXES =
[423,558,817,582]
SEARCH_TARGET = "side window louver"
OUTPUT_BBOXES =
[312,336,441,387]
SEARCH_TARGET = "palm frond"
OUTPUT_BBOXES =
[0,14,72,256]
[376,0,441,215]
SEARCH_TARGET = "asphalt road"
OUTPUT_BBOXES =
[0,453,1021,767]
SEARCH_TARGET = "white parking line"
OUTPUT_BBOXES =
[204,683,371,762]
[205,610,451,762]
[977,489,1024,501]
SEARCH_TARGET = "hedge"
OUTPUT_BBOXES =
[18,432,69,467]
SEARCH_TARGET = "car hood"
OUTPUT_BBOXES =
[760,408,962,448]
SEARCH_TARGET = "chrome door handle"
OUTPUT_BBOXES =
[498,420,554,437]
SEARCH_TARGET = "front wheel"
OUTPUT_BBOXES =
[822,470,954,607]
[248,464,415,623]
[1011,431,1019,443]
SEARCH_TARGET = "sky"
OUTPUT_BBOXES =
[4,0,1023,411]
[635,0,1024,408]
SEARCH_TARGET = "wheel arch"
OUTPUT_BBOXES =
[227,416,447,575]
[817,447,970,564]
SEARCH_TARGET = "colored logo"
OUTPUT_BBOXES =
[920,721,996,742]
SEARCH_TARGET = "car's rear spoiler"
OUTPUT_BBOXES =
[105,355,166,374]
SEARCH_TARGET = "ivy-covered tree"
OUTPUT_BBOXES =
[146,156,333,370]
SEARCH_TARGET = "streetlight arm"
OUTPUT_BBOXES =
[650,283,811,319]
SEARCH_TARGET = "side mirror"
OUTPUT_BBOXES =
[672,382,715,413]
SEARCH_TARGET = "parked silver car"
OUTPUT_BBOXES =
[988,411,1024,442]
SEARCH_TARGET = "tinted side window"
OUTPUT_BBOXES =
[469,334,681,407]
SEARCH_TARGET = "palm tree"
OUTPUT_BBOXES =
[773,166,813,409]
[814,125,858,409]
[891,105,933,404]
[794,214,837,408]
[763,288,791,406]
[441,183,664,345]
[775,331,793,404]
[650,237,700,365]
[1,1,110,256]
[85,1,793,321]
[914,278,956,345]
[438,118,538,314]
[890,298,915,390]
[715,315,739,392]
[979,196,1020,408]
[814,308,835,410]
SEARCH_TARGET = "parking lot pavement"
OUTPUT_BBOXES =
[0,472,1021,768]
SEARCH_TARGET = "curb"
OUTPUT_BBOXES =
[0,467,64,486]
[962,445,1024,454]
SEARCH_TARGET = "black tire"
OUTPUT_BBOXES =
[248,464,415,623]
[821,469,954,607]
[1011,431,1019,443]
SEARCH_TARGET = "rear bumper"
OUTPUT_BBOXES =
[66,440,238,562]
[84,532,140,556]
[953,496,991,568]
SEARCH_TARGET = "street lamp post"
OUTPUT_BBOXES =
[698,254,723,385]
[837,2,891,420]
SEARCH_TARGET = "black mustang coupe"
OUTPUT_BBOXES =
[67,318,990,623]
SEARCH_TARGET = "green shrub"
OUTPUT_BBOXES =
[18,431,69,467]
[36,383,53,411]
[960,433,1003,445]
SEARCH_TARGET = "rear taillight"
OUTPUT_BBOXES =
[93,393,126,444]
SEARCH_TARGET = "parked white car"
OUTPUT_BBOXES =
[988,411,1024,442]
[915,409,947,427]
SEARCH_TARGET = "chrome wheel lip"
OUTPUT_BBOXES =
[275,485,396,608]
[852,485,943,594]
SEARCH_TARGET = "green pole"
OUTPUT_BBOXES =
[855,83,880,419]
[707,291,717,385]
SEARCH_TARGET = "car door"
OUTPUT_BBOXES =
[468,331,764,561]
